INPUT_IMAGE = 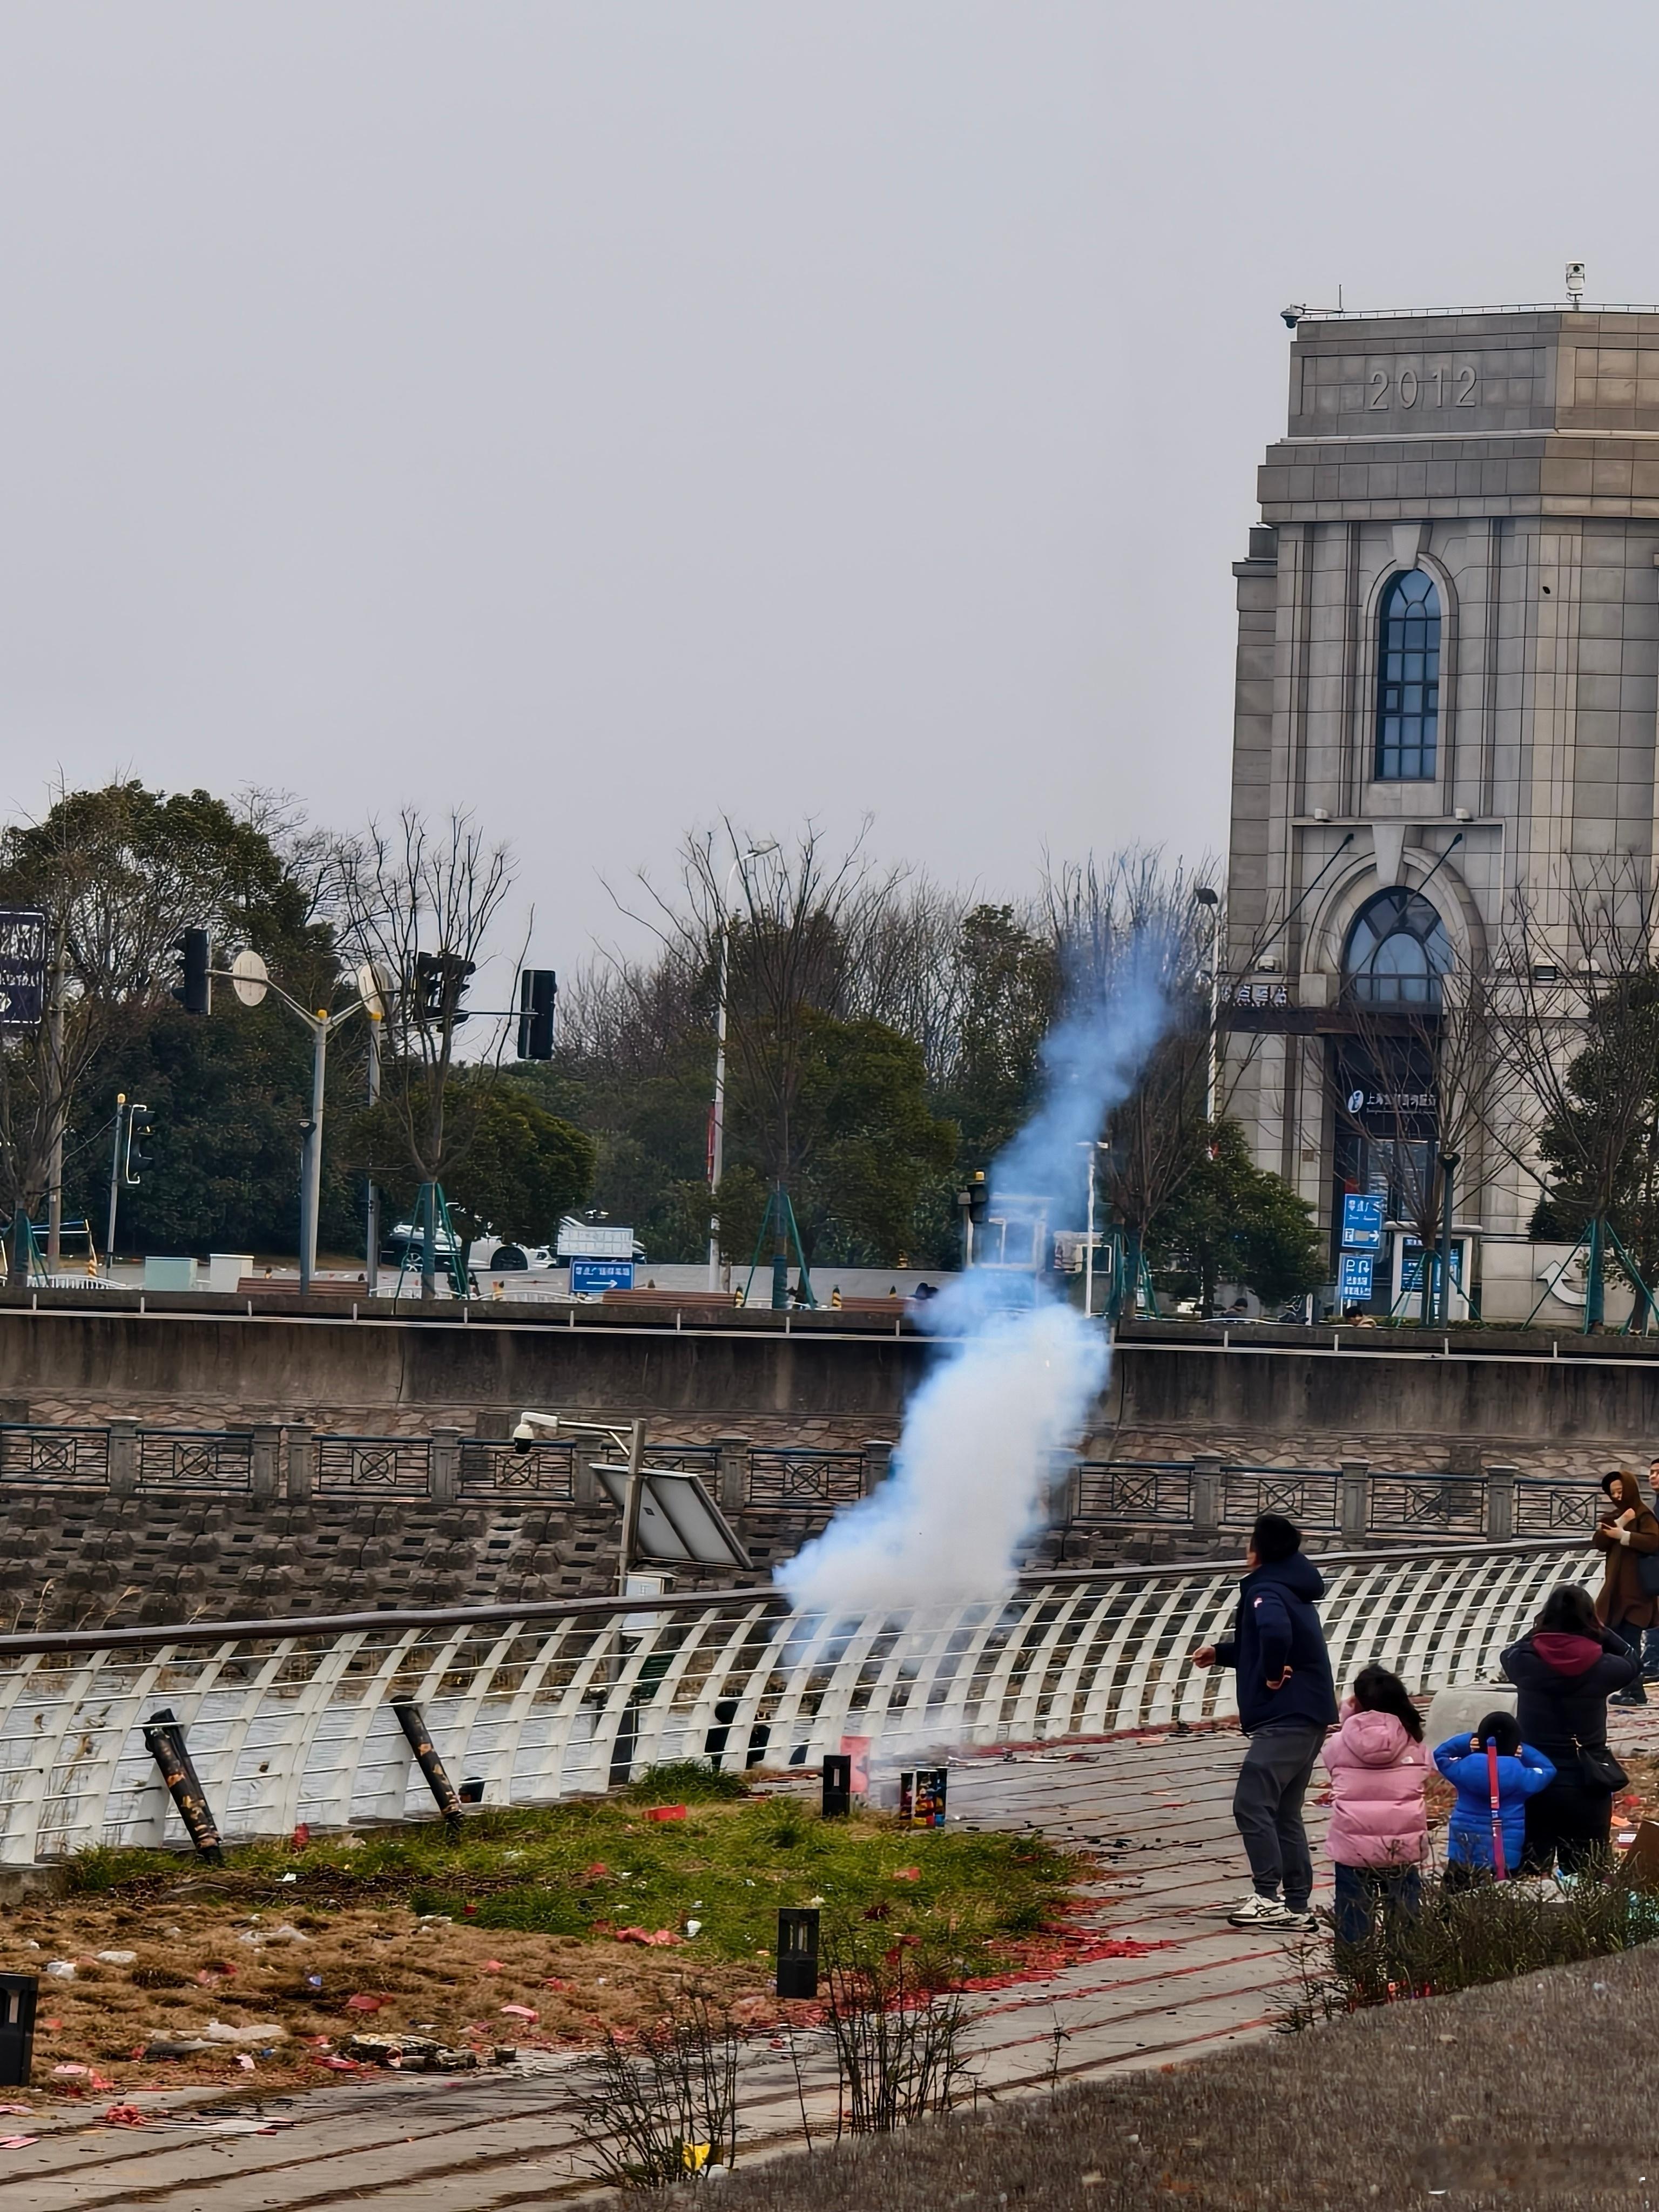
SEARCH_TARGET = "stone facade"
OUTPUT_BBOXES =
[1224,307,1659,1319]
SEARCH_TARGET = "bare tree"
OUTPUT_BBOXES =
[335,809,520,1297]
[1330,957,1501,1320]
[1486,860,1659,1326]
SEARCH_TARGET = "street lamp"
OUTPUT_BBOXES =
[1437,1151,1460,1326]
[707,841,778,1290]
[216,949,387,1293]
[1193,885,1222,1126]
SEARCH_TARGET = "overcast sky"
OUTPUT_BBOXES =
[3,2,1657,981]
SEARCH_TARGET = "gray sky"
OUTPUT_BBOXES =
[3,2,1656,980]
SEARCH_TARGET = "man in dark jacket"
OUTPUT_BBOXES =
[1193,1512,1337,1932]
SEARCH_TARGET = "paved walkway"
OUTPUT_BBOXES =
[0,1723,1317,2207]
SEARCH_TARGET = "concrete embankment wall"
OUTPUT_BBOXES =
[3,1296,1658,1476]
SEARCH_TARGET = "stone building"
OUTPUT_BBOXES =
[1223,304,1659,1321]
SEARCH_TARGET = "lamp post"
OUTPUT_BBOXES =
[1193,885,1222,1125]
[1080,1139,1102,1319]
[104,1093,126,1272]
[707,841,777,1291]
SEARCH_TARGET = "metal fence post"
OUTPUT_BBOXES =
[107,1418,137,1500]
[1483,1464,1516,1542]
[716,1434,751,1513]
[1045,1458,1080,1532]
[573,1440,601,1507]
[429,1427,461,1507]
[1339,1461,1369,1544]
[286,1424,315,1504]
[1191,1455,1223,1541]
[250,1424,281,1506]
[860,1439,893,1497]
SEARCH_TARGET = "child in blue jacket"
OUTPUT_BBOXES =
[1432,1710,1555,1879]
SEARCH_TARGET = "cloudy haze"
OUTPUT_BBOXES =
[3,2,1656,974]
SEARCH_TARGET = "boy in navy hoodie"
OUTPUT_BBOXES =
[1194,1513,1338,1932]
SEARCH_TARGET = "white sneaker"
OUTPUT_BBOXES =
[1258,1903,1319,1933]
[1225,1893,1284,1924]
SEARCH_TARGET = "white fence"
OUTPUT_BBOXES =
[0,1535,1591,1864]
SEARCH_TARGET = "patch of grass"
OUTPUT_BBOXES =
[59,1789,1080,1978]
[626,1760,752,1804]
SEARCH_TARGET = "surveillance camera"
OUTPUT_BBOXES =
[1566,261,1586,301]
[1280,305,1303,329]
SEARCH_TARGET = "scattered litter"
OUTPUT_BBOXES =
[95,1951,137,1966]
[205,2021,287,2045]
[291,1823,311,1850]
[195,1962,236,1983]
[613,1927,681,1947]
[313,2055,360,2072]
[644,1805,687,1824]
[0,2106,31,2116]
[345,1995,386,2014]
[891,1869,920,1882]
[500,2005,538,2022]
[44,1961,75,1981]
[235,2055,256,2072]
[343,2033,495,2073]
[684,1919,703,1938]
[0,2136,37,2149]
[51,2065,89,2079]
[306,1974,324,1990]
[543,1978,571,1991]
[480,1960,504,1972]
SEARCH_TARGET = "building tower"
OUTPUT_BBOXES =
[1224,302,1659,1320]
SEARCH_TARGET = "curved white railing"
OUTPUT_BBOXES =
[0,1536,1591,1864]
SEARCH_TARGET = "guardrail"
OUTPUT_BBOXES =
[1063,1458,1584,1545]
[0,1535,1590,1864]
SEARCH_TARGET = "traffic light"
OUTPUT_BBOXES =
[413,951,475,1027]
[172,928,211,1016]
[125,1104,154,1186]
[517,968,556,1060]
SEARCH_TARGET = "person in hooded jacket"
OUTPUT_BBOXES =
[1321,1662,1429,1944]
[1592,1469,1659,1705]
[1193,1513,1338,1932]
[1502,1583,1637,1874]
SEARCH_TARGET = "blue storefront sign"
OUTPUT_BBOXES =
[1340,1193,1384,1251]
[570,1257,636,1296]
[1338,1253,1374,1305]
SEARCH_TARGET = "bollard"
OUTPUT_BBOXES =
[715,1434,751,1514]
[429,1427,462,1507]
[107,1418,138,1500]
[1339,1461,1370,1545]
[392,1701,463,1833]
[250,1424,281,1506]
[859,1439,893,1497]
[775,1908,820,2000]
[0,1974,37,2087]
[1484,1464,1517,1542]
[821,1754,851,1818]
[1191,1455,1223,1541]
[141,1709,224,1862]
[285,1423,315,1504]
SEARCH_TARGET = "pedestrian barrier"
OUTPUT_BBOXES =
[0,1533,1589,1864]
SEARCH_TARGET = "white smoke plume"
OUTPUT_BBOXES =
[780,936,1175,1616]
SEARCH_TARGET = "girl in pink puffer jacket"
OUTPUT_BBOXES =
[1320,1663,1429,1945]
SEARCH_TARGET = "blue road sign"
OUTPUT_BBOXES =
[1340,1193,1385,1251]
[1339,1253,1375,1305]
[570,1257,636,1296]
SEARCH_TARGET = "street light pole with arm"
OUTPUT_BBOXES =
[706,841,777,1291]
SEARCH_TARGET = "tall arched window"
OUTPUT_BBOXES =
[1374,568,1440,780]
[1343,888,1453,1008]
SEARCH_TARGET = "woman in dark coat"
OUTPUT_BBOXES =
[1593,1469,1659,1705]
[1502,1584,1636,1874]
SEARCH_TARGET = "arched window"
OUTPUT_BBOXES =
[1343,888,1453,1008]
[1374,568,1440,780]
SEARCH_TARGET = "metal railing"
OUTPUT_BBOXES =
[747,1448,865,1507]
[1220,1466,1341,1532]
[0,1423,111,1484]
[460,1438,578,1498]
[0,1535,1586,1864]
[1074,1462,1193,1524]
[314,1435,432,1495]
[136,1429,253,1493]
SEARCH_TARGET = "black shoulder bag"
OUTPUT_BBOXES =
[1574,1736,1629,1794]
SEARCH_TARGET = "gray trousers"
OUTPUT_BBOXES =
[1232,1719,1325,1910]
